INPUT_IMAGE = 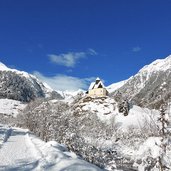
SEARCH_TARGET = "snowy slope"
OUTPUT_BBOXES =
[0,62,63,116]
[58,89,84,98]
[115,105,159,129]
[131,54,171,91]
[0,125,103,171]
[139,54,171,73]
[131,54,171,89]
[0,62,57,97]
[58,89,85,103]
[76,97,159,129]
[0,99,26,117]
[81,98,116,122]
[110,54,171,109]
[0,62,30,77]
[107,80,127,93]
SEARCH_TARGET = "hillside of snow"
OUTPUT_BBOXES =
[64,95,171,170]
[0,125,102,171]
[139,55,171,73]
[0,61,53,95]
[57,89,85,103]
[110,54,171,109]
[0,62,63,103]
[0,99,26,117]
[107,80,128,93]
[74,96,159,130]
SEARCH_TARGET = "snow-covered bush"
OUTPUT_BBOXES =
[134,137,171,171]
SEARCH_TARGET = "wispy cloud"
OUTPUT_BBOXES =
[132,46,141,52]
[48,49,97,67]
[33,71,95,91]
[88,48,98,55]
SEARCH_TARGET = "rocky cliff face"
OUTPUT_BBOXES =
[111,55,171,109]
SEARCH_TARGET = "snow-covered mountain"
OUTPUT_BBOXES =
[0,62,63,102]
[107,79,128,93]
[110,55,171,109]
[57,89,85,103]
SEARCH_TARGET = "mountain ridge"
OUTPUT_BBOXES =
[110,54,171,109]
[0,62,63,103]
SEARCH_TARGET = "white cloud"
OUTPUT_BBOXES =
[33,71,95,91]
[132,46,141,52]
[88,48,98,55]
[48,49,97,67]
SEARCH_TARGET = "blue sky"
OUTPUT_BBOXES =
[0,0,171,91]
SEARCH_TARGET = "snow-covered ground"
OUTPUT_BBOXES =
[115,105,159,129]
[0,99,26,117]
[80,97,159,129]
[0,125,102,171]
[81,98,116,122]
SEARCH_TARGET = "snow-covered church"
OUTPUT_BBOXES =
[88,77,108,97]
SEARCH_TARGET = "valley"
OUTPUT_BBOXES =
[0,55,171,170]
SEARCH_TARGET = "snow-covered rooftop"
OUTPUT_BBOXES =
[88,78,105,90]
[89,82,95,90]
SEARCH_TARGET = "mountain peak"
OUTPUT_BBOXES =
[0,62,10,71]
[0,61,63,102]
[0,62,33,78]
[139,54,171,74]
[110,54,171,109]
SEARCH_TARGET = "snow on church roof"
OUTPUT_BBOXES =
[89,82,95,90]
[88,78,105,90]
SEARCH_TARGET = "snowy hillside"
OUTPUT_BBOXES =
[110,54,171,109]
[0,125,102,171]
[74,96,159,130]
[0,62,28,74]
[107,80,127,93]
[139,55,171,73]
[57,89,85,102]
[0,99,26,117]
[0,62,62,102]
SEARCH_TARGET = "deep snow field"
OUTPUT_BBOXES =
[0,99,26,117]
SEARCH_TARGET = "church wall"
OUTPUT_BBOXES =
[88,88,107,97]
